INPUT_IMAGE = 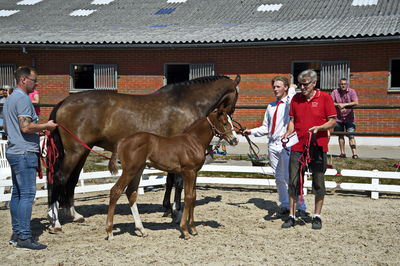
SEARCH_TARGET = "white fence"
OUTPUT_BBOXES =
[0,169,164,202]
[1,139,399,202]
[339,169,400,199]
[2,162,399,203]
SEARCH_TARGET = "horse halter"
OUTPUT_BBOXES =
[206,116,233,139]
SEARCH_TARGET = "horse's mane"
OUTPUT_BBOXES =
[155,75,230,94]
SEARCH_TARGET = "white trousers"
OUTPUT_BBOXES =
[268,144,306,211]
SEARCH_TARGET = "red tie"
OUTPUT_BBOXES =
[271,100,283,135]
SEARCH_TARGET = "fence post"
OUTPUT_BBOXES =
[371,170,379,199]
[80,169,85,192]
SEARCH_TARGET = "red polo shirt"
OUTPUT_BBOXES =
[289,89,337,152]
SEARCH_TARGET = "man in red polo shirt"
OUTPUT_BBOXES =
[281,69,336,230]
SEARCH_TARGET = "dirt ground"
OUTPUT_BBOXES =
[1,186,399,266]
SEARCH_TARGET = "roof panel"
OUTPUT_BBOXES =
[0,0,399,45]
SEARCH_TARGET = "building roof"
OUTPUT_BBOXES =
[0,0,399,47]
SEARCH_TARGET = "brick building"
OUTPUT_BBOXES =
[0,0,399,140]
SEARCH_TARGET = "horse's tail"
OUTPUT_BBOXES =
[47,100,67,205]
[108,145,119,176]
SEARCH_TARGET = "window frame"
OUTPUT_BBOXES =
[291,60,350,92]
[163,63,215,86]
[389,58,400,92]
[69,63,118,91]
[0,63,16,89]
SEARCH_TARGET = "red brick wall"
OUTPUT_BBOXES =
[1,42,399,135]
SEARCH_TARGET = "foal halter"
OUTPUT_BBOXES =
[206,116,233,139]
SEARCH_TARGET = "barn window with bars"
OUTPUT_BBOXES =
[164,63,214,85]
[0,64,16,89]
[292,61,350,91]
[70,64,117,90]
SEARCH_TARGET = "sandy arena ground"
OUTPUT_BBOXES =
[1,186,399,265]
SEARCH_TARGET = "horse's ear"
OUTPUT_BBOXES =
[217,104,225,115]
[234,74,241,86]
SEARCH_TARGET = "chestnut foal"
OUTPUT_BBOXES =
[106,110,238,239]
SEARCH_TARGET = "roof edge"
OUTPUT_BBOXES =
[0,35,399,49]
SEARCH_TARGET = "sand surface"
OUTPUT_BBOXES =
[1,186,399,265]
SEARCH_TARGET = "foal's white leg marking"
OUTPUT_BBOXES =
[131,202,147,237]
[48,201,62,232]
[65,206,85,222]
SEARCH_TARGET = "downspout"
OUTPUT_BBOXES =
[22,47,36,68]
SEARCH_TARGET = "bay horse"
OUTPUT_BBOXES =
[47,75,240,232]
[106,110,238,239]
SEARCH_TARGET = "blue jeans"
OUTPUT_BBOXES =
[6,152,38,240]
[335,122,356,139]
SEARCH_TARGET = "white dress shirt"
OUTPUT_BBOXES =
[250,93,293,144]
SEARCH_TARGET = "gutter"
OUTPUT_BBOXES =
[0,35,399,49]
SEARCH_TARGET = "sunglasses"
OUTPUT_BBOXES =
[298,81,314,87]
[25,76,38,83]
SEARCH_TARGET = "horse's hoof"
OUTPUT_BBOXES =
[180,233,191,240]
[136,229,148,237]
[73,217,85,223]
[191,231,198,236]
[48,226,62,234]
[107,233,114,240]
[162,210,171,217]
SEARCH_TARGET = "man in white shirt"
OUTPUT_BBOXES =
[243,76,307,216]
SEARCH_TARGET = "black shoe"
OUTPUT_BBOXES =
[296,210,309,219]
[16,238,47,250]
[312,216,322,230]
[8,233,18,245]
[281,217,295,228]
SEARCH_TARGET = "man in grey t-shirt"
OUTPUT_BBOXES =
[4,66,57,250]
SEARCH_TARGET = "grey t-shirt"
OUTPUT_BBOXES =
[4,88,40,154]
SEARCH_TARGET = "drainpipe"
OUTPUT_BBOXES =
[22,47,36,68]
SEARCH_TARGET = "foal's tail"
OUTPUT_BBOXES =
[108,144,119,176]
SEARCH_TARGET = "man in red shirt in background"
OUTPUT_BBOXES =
[281,69,336,230]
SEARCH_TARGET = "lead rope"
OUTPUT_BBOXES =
[57,123,111,160]
[298,131,313,204]
[230,118,261,162]
[40,123,111,184]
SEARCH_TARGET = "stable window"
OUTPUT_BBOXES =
[164,63,214,85]
[389,59,400,91]
[292,61,350,91]
[70,64,117,90]
[0,64,16,89]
